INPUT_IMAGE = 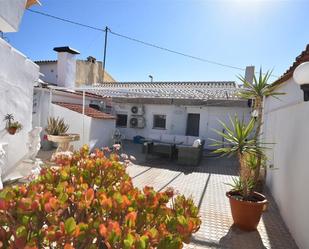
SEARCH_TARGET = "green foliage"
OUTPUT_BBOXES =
[0,145,201,249]
[238,68,284,105]
[210,116,260,157]
[211,116,265,198]
[4,114,22,133]
[9,121,22,130]
[45,116,69,135]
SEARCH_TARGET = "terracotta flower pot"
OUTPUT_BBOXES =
[7,127,17,135]
[226,191,268,231]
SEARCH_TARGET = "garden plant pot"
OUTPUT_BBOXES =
[226,191,268,231]
[7,127,17,135]
[47,134,80,152]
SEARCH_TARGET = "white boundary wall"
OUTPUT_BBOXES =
[263,78,309,249]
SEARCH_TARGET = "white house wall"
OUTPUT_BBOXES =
[0,38,39,175]
[0,0,26,32]
[264,77,303,114]
[37,63,58,85]
[114,103,250,148]
[89,119,115,149]
[51,104,91,149]
[33,89,94,134]
[51,104,115,150]
[263,79,309,249]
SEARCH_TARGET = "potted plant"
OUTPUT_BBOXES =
[4,114,22,135]
[238,69,284,191]
[211,116,268,231]
[45,117,79,152]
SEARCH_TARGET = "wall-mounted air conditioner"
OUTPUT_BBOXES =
[131,105,144,115]
[130,116,145,129]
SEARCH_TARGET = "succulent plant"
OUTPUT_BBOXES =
[45,117,69,136]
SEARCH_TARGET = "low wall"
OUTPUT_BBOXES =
[51,104,115,150]
[264,101,309,249]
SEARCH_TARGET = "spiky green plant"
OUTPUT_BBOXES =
[211,116,264,198]
[4,114,14,127]
[45,117,69,136]
[238,69,284,185]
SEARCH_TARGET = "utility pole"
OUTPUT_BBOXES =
[102,26,109,83]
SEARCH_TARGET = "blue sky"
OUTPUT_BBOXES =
[6,0,309,82]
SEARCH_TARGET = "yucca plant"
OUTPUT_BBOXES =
[45,117,69,136]
[211,116,264,199]
[238,69,284,185]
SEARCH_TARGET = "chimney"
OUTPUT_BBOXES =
[245,66,255,84]
[53,46,80,88]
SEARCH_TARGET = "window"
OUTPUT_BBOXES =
[116,114,128,127]
[153,115,166,129]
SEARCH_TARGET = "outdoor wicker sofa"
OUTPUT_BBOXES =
[142,134,204,164]
[176,139,205,166]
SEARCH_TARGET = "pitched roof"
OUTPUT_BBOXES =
[85,81,242,100]
[274,44,309,85]
[35,85,107,100]
[53,102,115,120]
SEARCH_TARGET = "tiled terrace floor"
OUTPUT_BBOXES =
[122,141,298,249]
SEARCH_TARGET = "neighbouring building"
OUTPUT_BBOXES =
[33,84,116,150]
[35,47,115,87]
[85,80,252,149]
[263,44,309,249]
[33,46,117,149]
[0,0,40,185]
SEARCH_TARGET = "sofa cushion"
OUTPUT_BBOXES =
[161,134,175,143]
[186,136,199,146]
[148,133,161,141]
[175,135,187,144]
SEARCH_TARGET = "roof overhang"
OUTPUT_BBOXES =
[26,0,41,9]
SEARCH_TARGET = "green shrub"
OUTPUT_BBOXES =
[0,145,201,249]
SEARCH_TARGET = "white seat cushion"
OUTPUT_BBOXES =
[161,134,175,143]
[148,133,161,141]
[175,135,187,144]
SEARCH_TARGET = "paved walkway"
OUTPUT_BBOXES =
[123,142,298,249]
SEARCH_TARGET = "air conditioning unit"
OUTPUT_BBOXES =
[131,105,144,115]
[130,116,145,129]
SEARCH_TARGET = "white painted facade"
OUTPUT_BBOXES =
[0,0,26,32]
[0,37,39,177]
[114,103,250,148]
[38,62,58,84]
[263,77,309,249]
[51,104,115,149]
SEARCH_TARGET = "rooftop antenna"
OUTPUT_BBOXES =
[149,75,153,82]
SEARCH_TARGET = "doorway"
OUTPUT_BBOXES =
[186,113,200,136]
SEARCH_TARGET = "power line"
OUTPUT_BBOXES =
[109,30,245,72]
[26,9,278,78]
[27,9,105,32]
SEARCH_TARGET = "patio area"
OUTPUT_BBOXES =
[121,141,298,249]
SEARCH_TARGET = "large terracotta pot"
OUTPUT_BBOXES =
[226,191,268,231]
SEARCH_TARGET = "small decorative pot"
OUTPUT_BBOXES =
[7,127,17,135]
[226,191,268,231]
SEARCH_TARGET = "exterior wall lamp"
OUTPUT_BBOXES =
[293,62,309,101]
